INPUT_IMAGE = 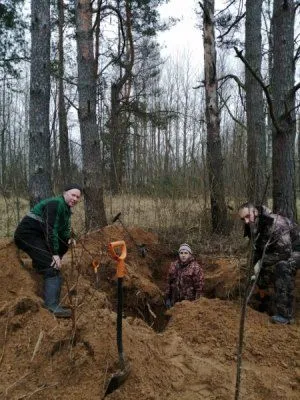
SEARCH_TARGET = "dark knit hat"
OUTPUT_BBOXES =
[63,184,82,192]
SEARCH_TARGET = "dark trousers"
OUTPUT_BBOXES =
[14,216,67,278]
[258,260,296,319]
[274,261,297,319]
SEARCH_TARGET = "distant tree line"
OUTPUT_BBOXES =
[0,0,299,233]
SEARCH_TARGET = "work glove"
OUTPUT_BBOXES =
[51,255,61,270]
[251,259,261,281]
[165,298,172,309]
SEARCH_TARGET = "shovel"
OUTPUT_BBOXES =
[104,240,131,397]
[112,212,147,258]
[92,260,100,289]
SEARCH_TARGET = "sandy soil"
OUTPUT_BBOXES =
[0,226,299,400]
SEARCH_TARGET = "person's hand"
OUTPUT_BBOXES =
[165,298,172,309]
[68,238,76,247]
[254,260,261,275]
[251,259,261,281]
[51,255,61,270]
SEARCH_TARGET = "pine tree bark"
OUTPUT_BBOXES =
[202,0,228,233]
[57,0,71,189]
[245,0,266,203]
[109,0,134,194]
[76,0,107,229]
[29,0,52,206]
[271,0,296,219]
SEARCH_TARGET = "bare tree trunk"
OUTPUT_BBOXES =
[298,118,300,193]
[76,0,107,229]
[51,88,59,188]
[265,0,273,173]
[271,0,296,219]
[174,72,180,171]
[202,0,228,233]
[109,0,134,194]
[245,0,266,203]
[58,0,71,188]
[182,81,188,180]
[109,82,123,193]
[1,77,7,187]
[29,0,52,205]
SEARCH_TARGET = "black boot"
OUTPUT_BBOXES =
[44,275,72,318]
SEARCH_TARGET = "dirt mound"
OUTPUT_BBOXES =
[0,228,299,400]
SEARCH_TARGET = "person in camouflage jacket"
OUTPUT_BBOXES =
[165,243,204,308]
[239,202,298,324]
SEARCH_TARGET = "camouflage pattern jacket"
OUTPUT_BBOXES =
[244,206,293,266]
[165,257,204,305]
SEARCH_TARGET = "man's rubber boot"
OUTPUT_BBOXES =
[44,275,72,318]
[270,314,294,325]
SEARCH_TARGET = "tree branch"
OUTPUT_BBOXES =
[218,73,245,90]
[235,232,272,400]
[93,4,126,77]
[64,95,79,112]
[234,46,281,133]
[218,73,245,112]
[291,81,300,95]
[217,12,246,42]
[220,94,246,130]
[293,44,300,63]
[198,2,210,22]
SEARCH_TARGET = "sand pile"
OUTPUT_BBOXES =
[0,227,299,400]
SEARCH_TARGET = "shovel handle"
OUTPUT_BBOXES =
[92,259,99,273]
[108,241,127,278]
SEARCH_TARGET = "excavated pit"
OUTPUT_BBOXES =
[1,227,300,400]
[16,227,249,333]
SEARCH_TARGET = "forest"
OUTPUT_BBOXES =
[1,2,300,400]
[0,0,299,233]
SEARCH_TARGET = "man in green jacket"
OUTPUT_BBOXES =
[14,184,82,318]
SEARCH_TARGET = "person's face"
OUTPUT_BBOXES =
[239,207,257,224]
[63,189,81,208]
[179,250,191,263]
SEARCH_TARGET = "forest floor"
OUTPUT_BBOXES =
[0,225,300,400]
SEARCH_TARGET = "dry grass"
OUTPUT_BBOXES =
[105,194,207,229]
[0,194,203,235]
[0,193,243,254]
[0,197,29,237]
[41,193,214,236]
